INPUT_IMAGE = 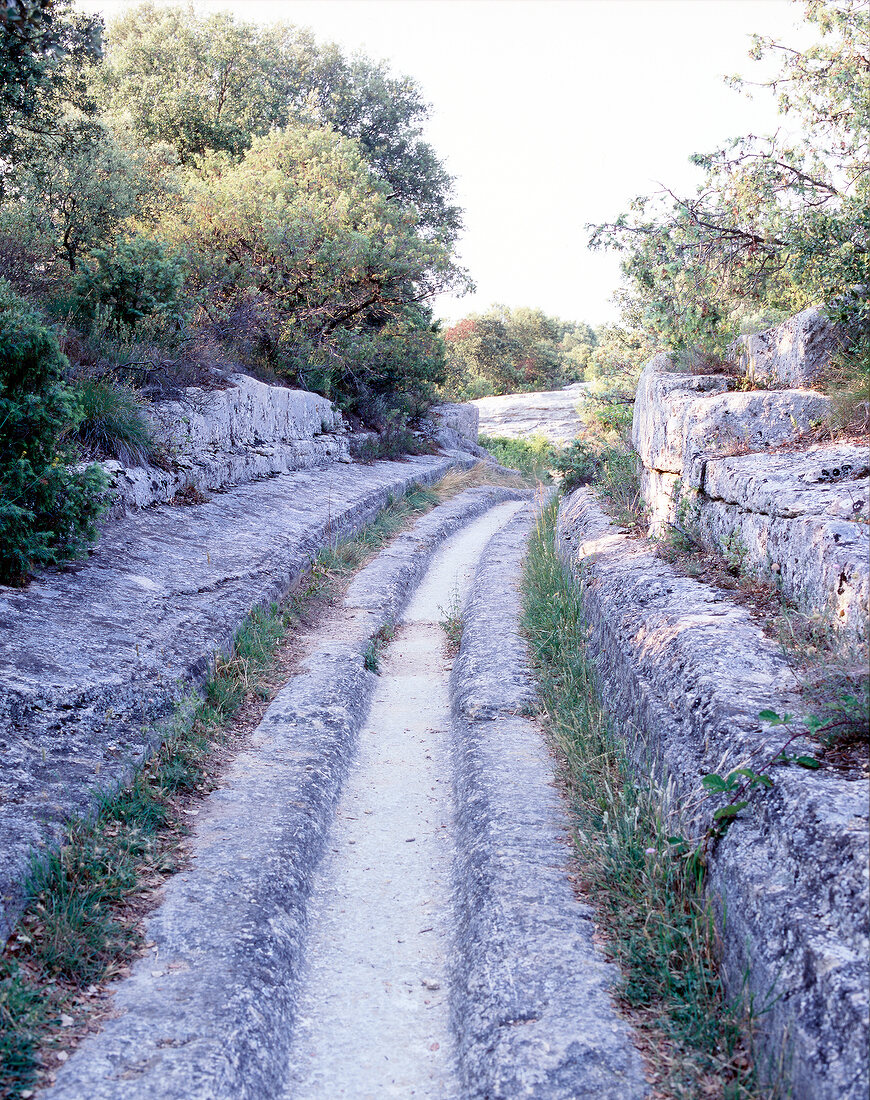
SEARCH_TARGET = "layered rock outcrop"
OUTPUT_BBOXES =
[103,373,350,516]
[730,304,846,388]
[632,354,869,638]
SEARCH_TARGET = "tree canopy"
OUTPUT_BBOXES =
[441,306,597,400]
[588,0,869,363]
[96,3,461,243]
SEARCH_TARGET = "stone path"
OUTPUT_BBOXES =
[284,504,521,1098]
[42,490,648,1100]
[0,453,466,939]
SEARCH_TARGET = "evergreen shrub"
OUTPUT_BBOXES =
[0,281,106,585]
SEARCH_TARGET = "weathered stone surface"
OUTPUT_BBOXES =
[432,402,479,442]
[632,353,867,634]
[631,353,729,473]
[701,443,869,520]
[449,508,649,1099]
[632,355,830,478]
[41,486,529,1100]
[472,383,589,444]
[0,454,477,942]
[101,374,350,518]
[730,305,845,387]
[556,489,869,1100]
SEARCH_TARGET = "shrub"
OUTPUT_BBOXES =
[0,282,106,585]
[478,433,557,480]
[555,437,646,530]
[73,235,186,331]
[67,378,157,465]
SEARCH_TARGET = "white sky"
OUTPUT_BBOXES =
[78,0,806,328]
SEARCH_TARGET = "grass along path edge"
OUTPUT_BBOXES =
[521,500,775,1100]
[0,467,521,1100]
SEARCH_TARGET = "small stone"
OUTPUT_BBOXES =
[421,978,440,991]
[59,1014,74,1027]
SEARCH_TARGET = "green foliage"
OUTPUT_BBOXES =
[442,306,596,400]
[363,621,394,673]
[0,121,173,274]
[0,0,103,174]
[438,585,464,655]
[555,438,646,530]
[73,234,185,330]
[66,377,155,465]
[96,3,461,242]
[478,433,556,481]
[171,123,457,423]
[0,280,105,584]
[589,0,870,358]
[522,504,761,1096]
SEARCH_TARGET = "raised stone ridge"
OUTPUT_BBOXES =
[556,488,869,1100]
[0,453,472,942]
[41,486,530,1100]
[450,507,649,1099]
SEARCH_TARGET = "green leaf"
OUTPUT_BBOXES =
[701,774,728,792]
[796,756,822,769]
[713,801,749,821]
[758,709,780,722]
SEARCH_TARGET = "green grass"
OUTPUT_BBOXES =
[0,481,441,1100]
[66,377,157,466]
[478,433,557,481]
[521,502,769,1099]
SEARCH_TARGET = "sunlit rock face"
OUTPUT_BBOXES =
[632,353,869,639]
[730,304,847,388]
[471,382,588,444]
[101,373,351,518]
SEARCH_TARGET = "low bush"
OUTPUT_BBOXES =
[72,235,186,332]
[555,438,646,530]
[0,282,106,585]
[66,377,157,466]
[478,433,557,480]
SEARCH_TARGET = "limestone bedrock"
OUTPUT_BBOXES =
[0,453,471,942]
[101,373,350,518]
[472,383,588,444]
[557,488,869,1100]
[729,304,848,388]
[632,352,869,637]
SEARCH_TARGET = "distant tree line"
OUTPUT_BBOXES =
[440,306,597,401]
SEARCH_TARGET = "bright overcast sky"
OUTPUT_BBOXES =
[78,0,806,327]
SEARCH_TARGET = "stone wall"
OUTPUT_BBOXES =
[729,304,845,388]
[632,353,869,638]
[102,373,350,517]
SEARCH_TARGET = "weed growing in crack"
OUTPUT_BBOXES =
[438,585,464,656]
[364,622,395,673]
[521,501,769,1099]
